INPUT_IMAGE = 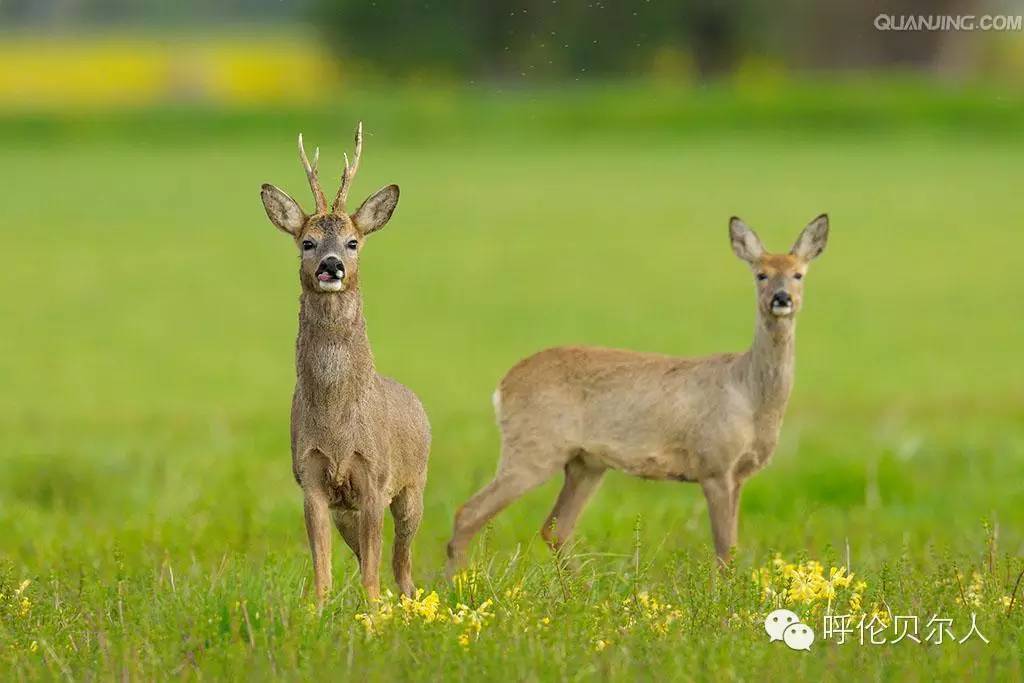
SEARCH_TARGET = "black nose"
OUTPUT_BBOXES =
[771,291,792,307]
[317,256,345,277]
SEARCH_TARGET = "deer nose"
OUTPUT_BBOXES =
[317,256,345,277]
[771,291,792,307]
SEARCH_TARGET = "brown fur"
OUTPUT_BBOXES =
[446,215,829,572]
[261,125,430,604]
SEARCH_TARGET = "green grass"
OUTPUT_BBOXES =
[1,86,1023,680]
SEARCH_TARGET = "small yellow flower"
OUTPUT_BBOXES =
[868,605,891,627]
[593,638,608,652]
[399,589,445,623]
[504,582,524,602]
[787,572,817,605]
[29,641,38,653]
[830,566,853,588]
[753,556,868,613]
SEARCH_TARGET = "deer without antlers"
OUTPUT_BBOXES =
[446,215,829,573]
[260,123,430,604]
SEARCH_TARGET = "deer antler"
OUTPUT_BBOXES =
[332,122,363,213]
[298,133,328,214]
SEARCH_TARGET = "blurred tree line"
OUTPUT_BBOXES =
[315,0,985,81]
[2,0,998,81]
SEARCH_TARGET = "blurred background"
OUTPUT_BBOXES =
[0,2,1022,675]
[2,0,1024,108]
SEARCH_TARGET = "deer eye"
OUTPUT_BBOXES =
[756,273,768,281]
[301,240,316,251]
[346,239,358,250]
[793,273,803,280]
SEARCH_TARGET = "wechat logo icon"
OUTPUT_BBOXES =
[764,609,815,651]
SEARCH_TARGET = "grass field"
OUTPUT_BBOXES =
[1,85,1023,680]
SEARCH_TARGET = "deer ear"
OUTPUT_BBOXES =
[791,214,829,261]
[261,184,306,235]
[730,217,765,263]
[351,184,400,235]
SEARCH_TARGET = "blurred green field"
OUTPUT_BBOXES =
[1,85,1022,680]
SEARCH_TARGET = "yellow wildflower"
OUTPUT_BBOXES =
[830,566,854,588]
[399,590,445,624]
[787,571,818,605]
[753,556,868,613]
[449,599,494,645]
[868,605,891,627]
[354,591,398,637]
[504,582,524,603]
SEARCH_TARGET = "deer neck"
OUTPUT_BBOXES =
[295,287,375,414]
[742,311,796,417]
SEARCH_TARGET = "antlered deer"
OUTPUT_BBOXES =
[446,215,829,573]
[260,123,430,604]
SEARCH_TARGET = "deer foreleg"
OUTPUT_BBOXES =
[358,501,385,601]
[303,489,333,606]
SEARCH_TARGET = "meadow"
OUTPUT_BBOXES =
[1,84,1022,680]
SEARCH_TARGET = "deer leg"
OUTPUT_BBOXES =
[390,486,423,598]
[701,476,737,566]
[729,481,744,545]
[331,509,361,562]
[446,459,561,578]
[541,456,605,556]
[358,501,385,601]
[303,489,333,606]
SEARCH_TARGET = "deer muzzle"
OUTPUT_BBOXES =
[770,291,794,316]
[315,256,345,291]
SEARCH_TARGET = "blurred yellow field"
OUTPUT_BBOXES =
[0,33,338,108]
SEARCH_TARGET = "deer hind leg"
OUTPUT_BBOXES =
[331,509,361,562]
[729,481,744,544]
[390,486,424,598]
[701,475,738,566]
[541,454,605,557]
[446,446,565,578]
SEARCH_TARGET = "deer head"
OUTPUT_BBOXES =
[730,214,829,318]
[260,122,400,293]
